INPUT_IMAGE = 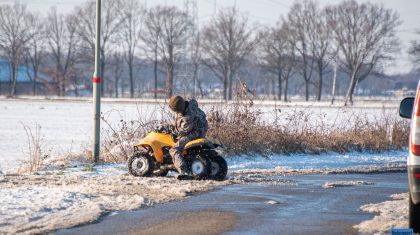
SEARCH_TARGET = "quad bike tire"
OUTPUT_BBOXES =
[209,154,228,181]
[188,154,212,180]
[409,193,420,232]
[127,153,154,177]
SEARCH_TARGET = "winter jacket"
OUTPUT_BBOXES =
[173,99,208,137]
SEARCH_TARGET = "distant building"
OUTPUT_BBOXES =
[393,87,416,97]
[0,59,52,96]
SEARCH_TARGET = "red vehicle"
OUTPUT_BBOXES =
[399,81,420,232]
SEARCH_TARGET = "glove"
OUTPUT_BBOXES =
[154,124,173,134]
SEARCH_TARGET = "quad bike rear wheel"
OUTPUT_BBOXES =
[188,154,212,180]
[209,155,228,181]
[127,153,153,177]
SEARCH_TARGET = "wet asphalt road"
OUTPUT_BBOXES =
[57,172,407,235]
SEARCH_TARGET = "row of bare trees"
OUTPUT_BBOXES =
[0,0,402,104]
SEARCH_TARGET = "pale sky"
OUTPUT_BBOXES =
[0,0,419,75]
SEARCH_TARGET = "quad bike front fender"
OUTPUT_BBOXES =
[135,142,164,163]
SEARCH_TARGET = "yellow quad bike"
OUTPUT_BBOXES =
[127,129,228,181]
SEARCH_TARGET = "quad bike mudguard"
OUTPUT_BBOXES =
[134,131,210,163]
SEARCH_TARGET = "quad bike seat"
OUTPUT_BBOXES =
[184,138,208,149]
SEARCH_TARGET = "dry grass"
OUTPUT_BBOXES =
[207,101,409,156]
[100,104,172,163]
[21,123,47,173]
[99,90,410,161]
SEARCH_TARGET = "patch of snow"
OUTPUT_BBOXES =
[322,181,373,188]
[0,172,229,234]
[265,200,280,205]
[354,193,408,235]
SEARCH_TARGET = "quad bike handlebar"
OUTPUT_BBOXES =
[154,124,179,141]
[154,124,173,134]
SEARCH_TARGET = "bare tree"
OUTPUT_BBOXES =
[145,5,190,98]
[111,51,123,98]
[0,2,34,96]
[310,7,332,101]
[326,0,400,105]
[45,8,79,96]
[409,32,420,71]
[287,0,317,101]
[191,34,201,98]
[142,7,162,99]
[25,13,46,96]
[201,7,258,100]
[118,0,144,98]
[260,20,296,101]
[74,0,123,96]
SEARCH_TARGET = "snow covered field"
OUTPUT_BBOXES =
[0,98,401,170]
[0,98,409,234]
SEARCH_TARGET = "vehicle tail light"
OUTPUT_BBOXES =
[411,81,420,156]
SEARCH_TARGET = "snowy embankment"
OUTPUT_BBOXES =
[0,149,408,234]
[0,165,230,235]
[354,193,408,235]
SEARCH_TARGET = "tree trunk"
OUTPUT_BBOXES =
[153,48,158,99]
[59,78,65,96]
[167,44,174,98]
[277,70,282,101]
[284,76,289,102]
[271,78,275,99]
[129,58,134,98]
[227,67,233,100]
[11,63,17,97]
[223,71,228,101]
[192,66,198,98]
[197,79,204,98]
[167,65,174,98]
[32,71,37,96]
[115,71,119,98]
[305,80,309,101]
[317,69,323,101]
[344,72,357,106]
[331,62,337,105]
[284,72,290,102]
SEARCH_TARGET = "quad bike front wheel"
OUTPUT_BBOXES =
[209,155,228,181]
[189,154,212,180]
[127,153,153,177]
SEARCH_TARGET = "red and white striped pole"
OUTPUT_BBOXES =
[93,0,101,163]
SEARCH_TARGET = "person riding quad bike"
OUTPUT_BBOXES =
[167,95,208,180]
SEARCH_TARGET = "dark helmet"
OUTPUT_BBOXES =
[169,95,185,113]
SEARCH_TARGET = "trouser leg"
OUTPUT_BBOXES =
[169,136,192,174]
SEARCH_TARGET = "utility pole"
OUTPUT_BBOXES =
[93,0,102,163]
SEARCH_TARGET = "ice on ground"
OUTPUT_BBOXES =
[0,170,229,235]
[265,200,280,205]
[226,150,406,171]
[354,193,408,235]
[322,181,373,188]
